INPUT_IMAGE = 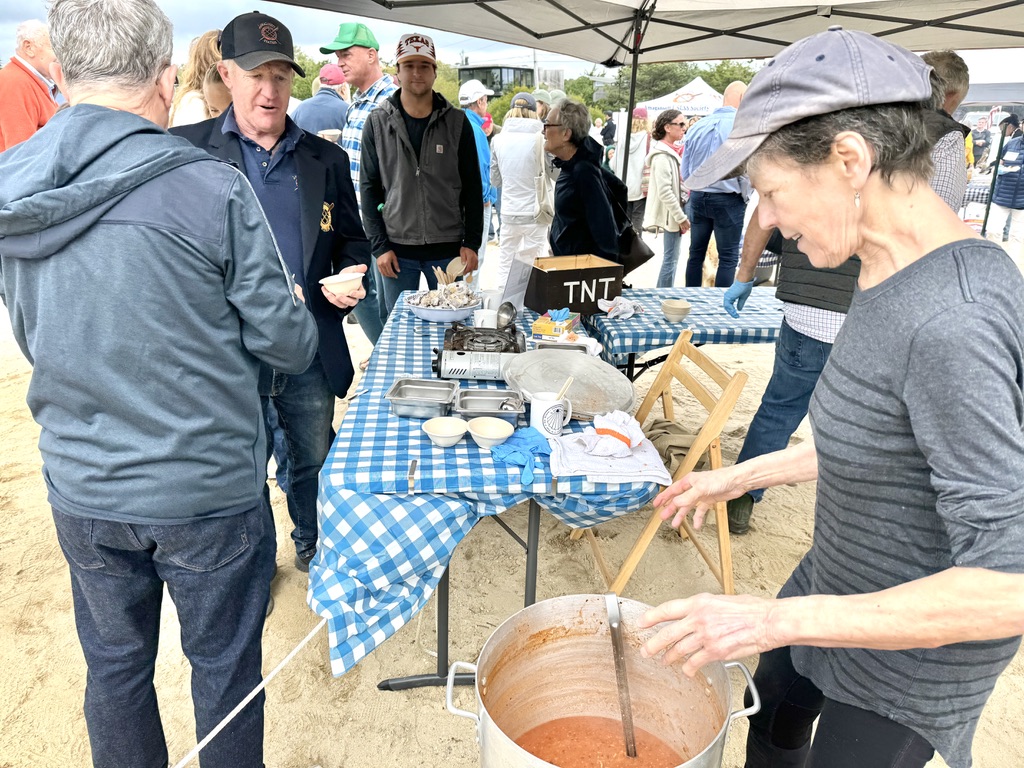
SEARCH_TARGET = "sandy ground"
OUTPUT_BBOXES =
[1,234,1022,768]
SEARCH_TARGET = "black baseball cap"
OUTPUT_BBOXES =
[220,12,305,77]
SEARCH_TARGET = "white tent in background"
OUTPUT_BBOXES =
[637,76,723,116]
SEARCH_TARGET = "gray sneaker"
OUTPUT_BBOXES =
[727,493,755,535]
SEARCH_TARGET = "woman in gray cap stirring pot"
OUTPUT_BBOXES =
[639,27,1024,768]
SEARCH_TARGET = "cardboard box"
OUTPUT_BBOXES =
[531,311,581,340]
[524,255,623,316]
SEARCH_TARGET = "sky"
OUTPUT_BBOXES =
[2,0,1023,86]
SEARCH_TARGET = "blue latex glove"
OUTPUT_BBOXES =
[491,427,552,484]
[548,308,571,322]
[723,279,754,318]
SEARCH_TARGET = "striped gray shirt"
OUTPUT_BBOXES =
[781,239,1024,768]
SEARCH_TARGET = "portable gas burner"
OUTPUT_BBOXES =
[432,322,526,380]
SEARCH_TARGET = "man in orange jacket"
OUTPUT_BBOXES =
[0,20,58,152]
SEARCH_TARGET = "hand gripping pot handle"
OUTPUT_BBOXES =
[724,661,761,723]
[446,661,479,724]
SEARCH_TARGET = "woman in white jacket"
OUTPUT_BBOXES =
[612,107,651,232]
[643,109,690,287]
[490,92,553,294]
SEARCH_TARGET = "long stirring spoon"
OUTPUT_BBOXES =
[606,592,637,758]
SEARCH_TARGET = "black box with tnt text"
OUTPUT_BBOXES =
[523,255,623,316]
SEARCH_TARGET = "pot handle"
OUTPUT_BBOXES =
[446,661,479,724]
[724,661,761,723]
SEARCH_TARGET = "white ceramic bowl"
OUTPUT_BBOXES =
[422,417,468,448]
[407,301,482,323]
[661,298,692,322]
[467,417,515,449]
[319,272,364,296]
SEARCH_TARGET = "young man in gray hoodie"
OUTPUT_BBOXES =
[0,1,317,765]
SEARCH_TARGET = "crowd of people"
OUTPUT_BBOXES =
[1,3,1023,768]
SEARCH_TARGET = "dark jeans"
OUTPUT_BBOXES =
[685,190,745,287]
[262,357,334,559]
[380,256,449,314]
[349,258,385,345]
[52,503,274,768]
[746,646,934,767]
[736,320,832,502]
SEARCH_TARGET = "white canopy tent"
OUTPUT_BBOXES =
[275,0,1024,181]
[636,76,723,116]
[278,0,1024,67]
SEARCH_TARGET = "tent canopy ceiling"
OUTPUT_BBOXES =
[962,82,1024,105]
[279,0,1024,66]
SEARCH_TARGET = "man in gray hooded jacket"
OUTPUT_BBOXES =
[0,1,317,765]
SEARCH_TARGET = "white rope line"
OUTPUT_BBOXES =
[170,617,328,768]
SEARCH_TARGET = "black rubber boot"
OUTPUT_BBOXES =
[727,492,755,535]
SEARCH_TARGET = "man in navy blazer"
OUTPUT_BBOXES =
[173,11,370,573]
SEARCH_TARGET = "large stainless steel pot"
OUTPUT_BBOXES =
[447,594,759,768]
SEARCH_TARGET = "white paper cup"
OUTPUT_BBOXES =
[318,129,341,143]
[473,309,498,328]
[481,289,502,310]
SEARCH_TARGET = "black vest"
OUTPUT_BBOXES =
[767,230,860,314]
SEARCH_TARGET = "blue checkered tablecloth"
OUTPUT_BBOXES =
[308,293,659,675]
[585,287,784,368]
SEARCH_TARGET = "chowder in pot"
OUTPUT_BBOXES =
[447,594,760,768]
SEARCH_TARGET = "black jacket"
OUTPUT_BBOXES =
[600,118,616,147]
[550,137,620,261]
[171,111,371,398]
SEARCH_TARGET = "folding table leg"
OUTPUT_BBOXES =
[524,499,540,606]
[378,500,543,690]
[377,568,474,691]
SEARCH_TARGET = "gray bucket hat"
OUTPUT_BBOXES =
[685,26,933,190]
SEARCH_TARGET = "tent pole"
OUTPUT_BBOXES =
[981,125,1007,237]
[619,11,643,193]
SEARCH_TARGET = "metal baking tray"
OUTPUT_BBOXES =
[384,378,458,418]
[453,388,525,424]
[534,341,590,354]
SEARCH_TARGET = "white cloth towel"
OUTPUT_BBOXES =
[549,411,672,485]
[598,296,645,319]
[545,333,602,356]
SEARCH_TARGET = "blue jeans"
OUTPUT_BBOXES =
[736,320,832,502]
[380,256,450,314]
[658,229,682,287]
[52,503,274,768]
[685,190,745,287]
[349,258,385,345]
[262,358,334,558]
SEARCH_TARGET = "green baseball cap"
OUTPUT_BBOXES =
[320,22,379,53]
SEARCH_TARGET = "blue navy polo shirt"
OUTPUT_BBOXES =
[222,107,306,294]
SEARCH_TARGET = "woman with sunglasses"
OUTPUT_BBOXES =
[643,109,690,287]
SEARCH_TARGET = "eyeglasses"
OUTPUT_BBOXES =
[542,122,562,129]
[669,120,686,126]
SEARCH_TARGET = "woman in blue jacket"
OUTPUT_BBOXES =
[989,133,1024,250]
